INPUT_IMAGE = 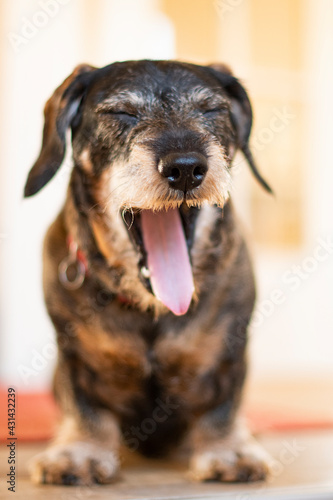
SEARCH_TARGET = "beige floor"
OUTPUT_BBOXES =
[1,430,333,500]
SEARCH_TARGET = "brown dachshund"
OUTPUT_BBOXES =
[24,60,272,485]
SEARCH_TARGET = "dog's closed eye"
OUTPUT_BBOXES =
[202,107,228,117]
[112,111,139,125]
[98,108,139,125]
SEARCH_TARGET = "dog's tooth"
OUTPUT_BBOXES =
[141,266,151,279]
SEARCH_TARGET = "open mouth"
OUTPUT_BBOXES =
[122,204,199,316]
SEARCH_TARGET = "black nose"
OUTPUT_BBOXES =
[159,152,208,192]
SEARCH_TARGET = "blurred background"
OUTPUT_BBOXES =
[0,0,332,420]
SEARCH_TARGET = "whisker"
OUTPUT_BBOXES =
[121,207,135,230]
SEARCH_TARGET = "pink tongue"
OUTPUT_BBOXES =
[141,209,194,316]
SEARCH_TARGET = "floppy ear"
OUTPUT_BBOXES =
[206,63,272,194]
[24,63,97,197]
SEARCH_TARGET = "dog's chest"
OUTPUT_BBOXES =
[150,329,223,409]
[81,321,224,413]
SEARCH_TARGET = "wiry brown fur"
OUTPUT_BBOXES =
[25,60,272,485]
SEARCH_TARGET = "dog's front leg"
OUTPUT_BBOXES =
[188,411,271,482]
[30,410,120,485]
[29,355,121,487]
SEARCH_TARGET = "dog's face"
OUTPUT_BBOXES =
[72,61,236,212]
[24,60,270,315]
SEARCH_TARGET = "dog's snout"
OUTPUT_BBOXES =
[159,152,208,192]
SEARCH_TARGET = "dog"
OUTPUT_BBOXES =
[24,60,272,485]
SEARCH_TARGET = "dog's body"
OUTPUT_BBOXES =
[25,60,271,485]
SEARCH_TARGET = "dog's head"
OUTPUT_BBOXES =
[24,60,270,315]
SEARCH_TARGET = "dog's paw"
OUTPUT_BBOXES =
[29,441,119,485]
[189,440,271,483]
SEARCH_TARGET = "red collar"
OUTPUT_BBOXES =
[59,236,132,306]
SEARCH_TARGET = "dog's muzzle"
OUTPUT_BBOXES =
[158,152,208,193]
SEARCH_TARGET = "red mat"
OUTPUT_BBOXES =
[1,388,332,442]
[0,389,60,442]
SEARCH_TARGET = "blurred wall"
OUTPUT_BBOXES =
[0,0,332,391]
